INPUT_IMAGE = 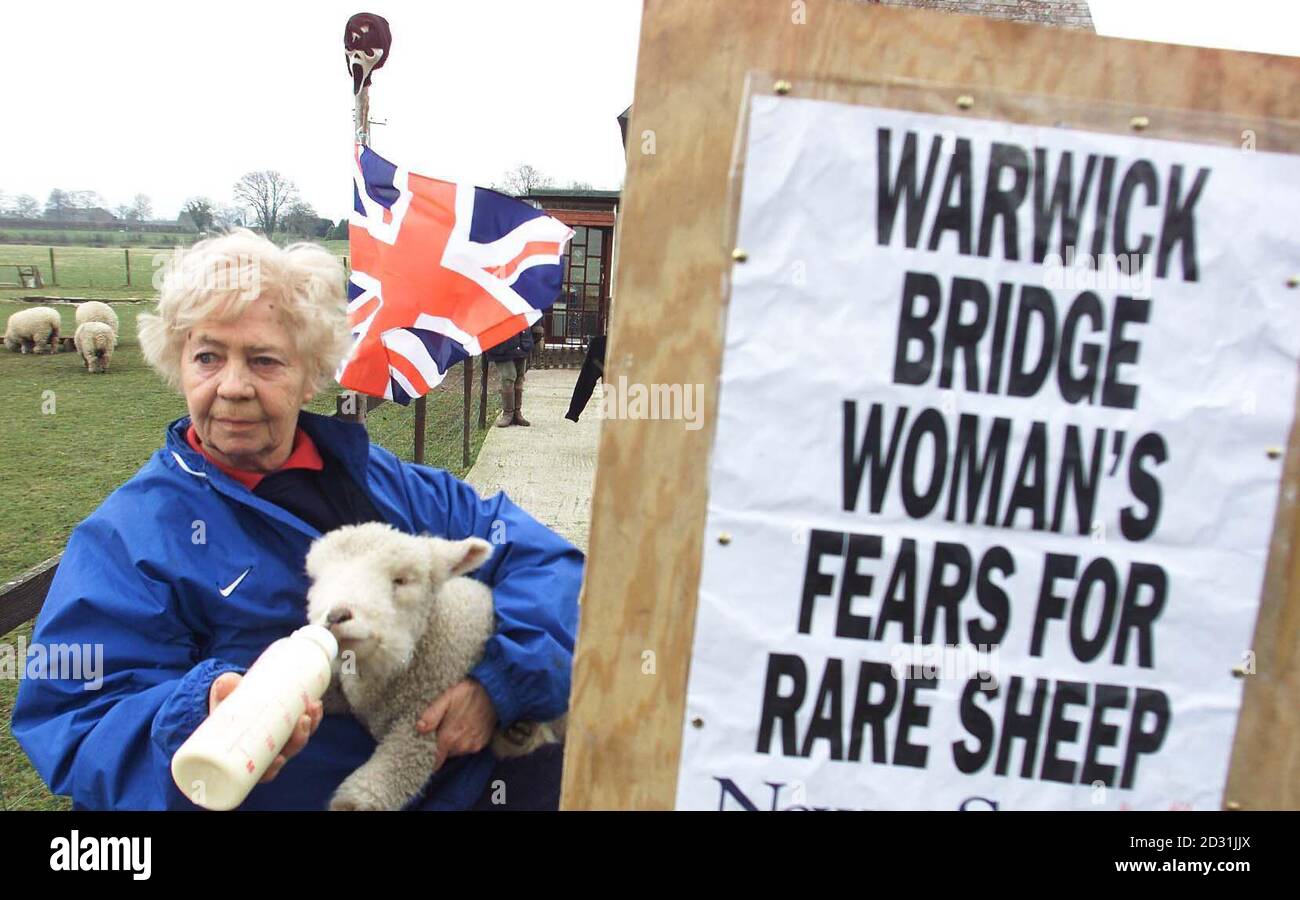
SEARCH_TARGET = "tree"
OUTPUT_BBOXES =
[128,194,153,222]
[278,199,320,235]
[214,205,247,229]
[494,163,554,198]
[44,189,72,220]
[68,190,104,211]
[233,171,299,239]
[566,180,594,191]
[181,197,215,232]
[13,194,38,218]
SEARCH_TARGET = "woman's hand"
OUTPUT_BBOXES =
[416,678,497,770]
[208,672,323,784]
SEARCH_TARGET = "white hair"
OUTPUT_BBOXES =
[138,229,351,394]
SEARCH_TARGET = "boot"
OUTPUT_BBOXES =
[513,382,531,426]
[496,382,515,427]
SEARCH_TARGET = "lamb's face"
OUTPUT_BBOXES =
[303,523,492,673]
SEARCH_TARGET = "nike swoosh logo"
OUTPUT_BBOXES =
[219,568,253,598]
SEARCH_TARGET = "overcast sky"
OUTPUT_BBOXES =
[2,0,642,221]
[2,1,1295,222]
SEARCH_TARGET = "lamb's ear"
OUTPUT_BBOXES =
[441,537,493,577]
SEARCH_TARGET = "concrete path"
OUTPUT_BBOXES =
[465,368,601,553]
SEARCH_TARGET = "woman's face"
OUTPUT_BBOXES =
[180,295,316,473]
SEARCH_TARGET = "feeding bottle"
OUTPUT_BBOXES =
[171,624,338,811]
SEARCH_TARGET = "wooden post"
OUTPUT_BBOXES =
[124,248,131,286]
[479,356,489,428]
[413,396,427,464]
[463,357,472,468]
[48,247,56,286]
[561,0,1300,812]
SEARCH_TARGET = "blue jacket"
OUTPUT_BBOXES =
[10,410,583,810]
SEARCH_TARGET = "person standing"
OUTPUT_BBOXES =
[486,324,534,427]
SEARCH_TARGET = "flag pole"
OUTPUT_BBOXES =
[341,13,392,425]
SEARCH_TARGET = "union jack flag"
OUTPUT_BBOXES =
[339,144,574,403]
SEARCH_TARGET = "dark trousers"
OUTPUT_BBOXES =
[468,743,564,810]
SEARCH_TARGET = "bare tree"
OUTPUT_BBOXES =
[13,194,38,218]
[129,194,153,222]
[494,163,554,198]
[566,180,594,191]
[214,204,248,229]
[233,171,299,239]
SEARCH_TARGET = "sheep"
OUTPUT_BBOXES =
[4,306,61,354]
[75,300,119,334]
[304,521,564,811]
[74,321,118,374]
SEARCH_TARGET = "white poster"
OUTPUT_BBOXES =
[675,95,1300,810]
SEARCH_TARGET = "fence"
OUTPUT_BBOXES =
[0,247,174,290]
[331,356,492,477]
[0,246,342,291]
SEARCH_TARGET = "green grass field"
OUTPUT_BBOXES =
[0,298,488,810]
[0,240,351,295]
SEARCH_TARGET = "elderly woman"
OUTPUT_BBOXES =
[11,230,582,810]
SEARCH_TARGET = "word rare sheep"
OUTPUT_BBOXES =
[4,306,61,354]
[304,522,564,811]
[75,300,119,334]
[74,321,118,374]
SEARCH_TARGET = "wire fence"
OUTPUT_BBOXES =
[0,245,350,291]
[305,359,490,479]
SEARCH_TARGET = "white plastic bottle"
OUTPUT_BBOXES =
[171,624,338,811]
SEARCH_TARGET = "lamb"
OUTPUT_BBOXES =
[304,521,564,811]
[74,321,118,374]
[4,306,61,354]
[75,300,119,334]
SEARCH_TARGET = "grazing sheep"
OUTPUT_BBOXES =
[75,301,119,334]
[4,306,61,354]
[74,321,118,374]
[304,521,564,811]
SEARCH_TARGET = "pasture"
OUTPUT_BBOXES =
[0,240,351,297]
[0,297,486,810]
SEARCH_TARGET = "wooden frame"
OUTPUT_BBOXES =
[561,0,1300,810]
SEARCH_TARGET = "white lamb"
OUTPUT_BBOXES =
[4,306,61,354]
[75,300,119,334]
[304,521,563,811]
[74,321,118,374]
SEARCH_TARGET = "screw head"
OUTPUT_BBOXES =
[1225,800,1243,810]
[1231,664,1249,678]
[1130,115,1150,131]
[1267,447,1283,460]
[774,79,792,95]
[718,532,732,545]
[1287,275,1300,288]
[956,94,974,110]
[731,248,748,263]
[691,717,704,728]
